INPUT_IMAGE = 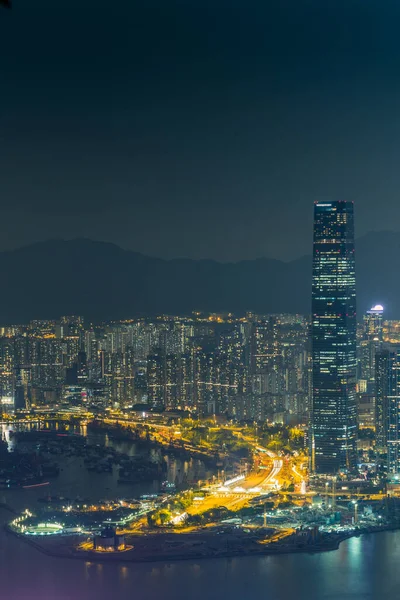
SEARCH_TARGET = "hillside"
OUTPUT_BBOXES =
[0,232,396,323]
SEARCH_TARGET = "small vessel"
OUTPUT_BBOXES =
[23,481,50,489]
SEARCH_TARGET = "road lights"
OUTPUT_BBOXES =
[352,500,358,524]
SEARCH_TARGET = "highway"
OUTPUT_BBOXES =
[264,459,284,488]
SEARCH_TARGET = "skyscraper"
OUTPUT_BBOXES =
[375,348,390,453]
[386,348,400,476]
[375,347,400,475]
[311,201,357,474]
[359,304,384,390]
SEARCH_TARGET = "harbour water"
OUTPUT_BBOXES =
[0,422,213,499]
[1,511,400,600]
[1,424,400,599]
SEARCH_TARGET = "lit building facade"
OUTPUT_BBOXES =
[359,304,384,391]
[0,339,15,411]
[386,349,400,476]
[311,201,357,474]
[375,348,390,452]
[375,346,400,475]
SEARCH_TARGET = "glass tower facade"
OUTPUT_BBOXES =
[375,348,390,453]
[359,305,384,392]
[387,348,400,475]
[375,346,400,474]
[311,201,357,474]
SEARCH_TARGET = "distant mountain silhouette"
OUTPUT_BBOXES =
[0,233,397,323]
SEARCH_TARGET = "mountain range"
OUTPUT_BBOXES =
[0,231,397,323]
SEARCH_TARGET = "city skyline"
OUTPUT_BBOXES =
[1,199,400,598]
[2,1,400,597]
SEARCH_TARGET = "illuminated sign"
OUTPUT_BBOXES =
[1,397,13,405]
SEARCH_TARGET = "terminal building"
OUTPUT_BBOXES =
[93,527,126,552]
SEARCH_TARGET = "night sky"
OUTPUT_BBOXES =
[1,0,400,261]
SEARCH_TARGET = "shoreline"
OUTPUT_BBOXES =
[5,519,397,565]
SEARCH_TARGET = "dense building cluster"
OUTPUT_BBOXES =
[0,313,309,424]
[0,306,397,479]
[0,200,399,481]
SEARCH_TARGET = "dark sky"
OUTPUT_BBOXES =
[1,0,400,261]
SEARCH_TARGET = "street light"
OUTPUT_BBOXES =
[332,476,337,510]
[352,500,358,524]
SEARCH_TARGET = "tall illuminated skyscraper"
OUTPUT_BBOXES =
[359,304,384,390]
[375,347,400,474]
[375,348,390,453]
[311,201,357,474]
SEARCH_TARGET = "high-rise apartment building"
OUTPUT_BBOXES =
[147,350,165,408]
[311,201,357,474]
[0,339,15,411]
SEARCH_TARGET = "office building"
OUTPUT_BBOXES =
[375,347,400,475]
[359,304,384,391]
[310,201,357,474]
[375,349,390,452]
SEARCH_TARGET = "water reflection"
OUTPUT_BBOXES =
[1,519,400,600]
[0,421,212,504]
[2,422,398,600]
[119,566,128,580]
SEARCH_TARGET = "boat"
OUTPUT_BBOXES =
[23,481,50,489]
